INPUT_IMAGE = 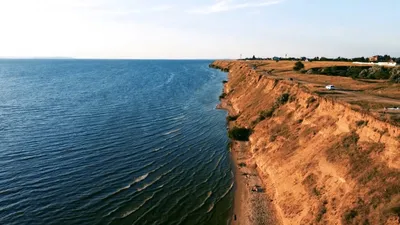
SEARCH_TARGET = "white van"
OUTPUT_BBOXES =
[325,85,335,90]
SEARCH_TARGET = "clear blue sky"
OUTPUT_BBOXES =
[0,0,398,59]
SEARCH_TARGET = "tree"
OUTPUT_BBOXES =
[293,61,305,71]
[382,55,391,62]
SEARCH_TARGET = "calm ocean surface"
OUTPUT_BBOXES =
[0,60,233,225]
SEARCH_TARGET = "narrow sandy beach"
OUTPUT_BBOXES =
[229,140,278,225]
[218,99,278,225]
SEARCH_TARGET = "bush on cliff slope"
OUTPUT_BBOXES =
[219,93,227,100]
[252,93,291,127]
[293,61,305,71]
[228,127,252,141]
[226,115,239,121]
[276,93,290,105]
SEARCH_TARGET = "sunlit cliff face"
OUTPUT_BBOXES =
[213,60,400,224]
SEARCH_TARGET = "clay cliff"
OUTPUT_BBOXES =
[212,60,400,225]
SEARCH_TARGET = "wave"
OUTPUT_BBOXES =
[221,182,234,199]
[166,72,175,84]
[136,166,175,192]
[162,128,181,136]
[196,191,212,211]
[206,203,215,213]
[113,173,149,194]
[120,193,155,218]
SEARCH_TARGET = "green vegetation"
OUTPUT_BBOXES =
[306,96,317,105]
[226,142,232,151]
[313,187,321,196]
[209,64,229,72]
[251,93,291,127]
[251,107,276,126]
[238,162,247,167]
[269,135,277,142]
[228,127,252,141]
[260,108,275,119]
[356,120,368,127]
[293,61,305,71]
[389,67,400,83]
[237,54,399,63]
[219,93,227,100]
[303,66,399,80]
[277,93,290,105]
[226,115,239,121]
[316,204,328,222]
[344,209,358,223]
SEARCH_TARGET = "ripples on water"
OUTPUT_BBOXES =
[0,60,233,225]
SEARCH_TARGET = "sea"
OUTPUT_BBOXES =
[0,59,234,225]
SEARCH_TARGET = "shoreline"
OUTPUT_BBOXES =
[218,98,279,225]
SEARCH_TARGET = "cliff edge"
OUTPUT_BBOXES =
[212,60,400,225]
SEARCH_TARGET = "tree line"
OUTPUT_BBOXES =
[241,55,400,63]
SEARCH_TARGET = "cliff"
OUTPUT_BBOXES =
[212,60,400,225]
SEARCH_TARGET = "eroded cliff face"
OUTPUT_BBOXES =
[212,60,400,225]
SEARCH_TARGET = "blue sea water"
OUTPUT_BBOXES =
[0,60,233,225]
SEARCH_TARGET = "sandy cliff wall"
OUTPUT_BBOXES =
[212,60,400,225]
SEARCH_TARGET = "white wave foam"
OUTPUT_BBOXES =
[134,174,149,183]
[162,128,181,136]
[206,203,214,213]
[137,175,162,192]
[221,182,234,199]
[165,72,175,84]
[152,147,163,152]
[114,173,149,194]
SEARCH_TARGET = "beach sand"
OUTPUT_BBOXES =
[218,100,279,225]
[230,141,278,225]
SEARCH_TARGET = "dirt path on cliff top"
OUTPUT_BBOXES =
[231,141,278,225]
[266,72,400,108]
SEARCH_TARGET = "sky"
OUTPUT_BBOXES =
[0,0,399,59]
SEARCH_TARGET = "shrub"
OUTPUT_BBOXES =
[227,115,239,121]
[277,93,290,105]
[313,187,321,196]
[316,205,327,222]
[356,120,368,127]
[260,108,275,119]
[219,93,227,99]
[306,96,316,104]
[269,135,277,142]
[293,61,305,71]
[344,210,358,222]
[228,127,252,141]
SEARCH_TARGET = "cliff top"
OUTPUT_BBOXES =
[214,60,400,127]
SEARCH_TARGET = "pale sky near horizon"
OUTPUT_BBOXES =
[0,0,399,59]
